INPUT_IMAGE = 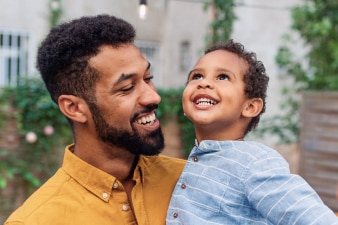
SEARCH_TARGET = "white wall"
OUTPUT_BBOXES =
[0,0,304,145]
[232,0,302,117]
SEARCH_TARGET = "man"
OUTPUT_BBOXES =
[5,14,185,225]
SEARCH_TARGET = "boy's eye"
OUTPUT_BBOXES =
[144,75,154,83]
[191,74,203,80]
[217,74,229,81]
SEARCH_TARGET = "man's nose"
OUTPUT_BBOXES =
[139,84,161,106]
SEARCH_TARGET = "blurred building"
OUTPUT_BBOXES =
[0,0,303,145]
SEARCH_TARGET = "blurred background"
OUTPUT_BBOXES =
[1,0,338,222]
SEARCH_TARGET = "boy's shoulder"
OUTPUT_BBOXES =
[199,140,276,155]
[232,141,285,161]
[199,140,286,165]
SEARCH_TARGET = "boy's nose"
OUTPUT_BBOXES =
[198,79,213,89]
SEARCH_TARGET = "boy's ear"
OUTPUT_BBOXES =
[58,95,88,123]
[242,98,263,118]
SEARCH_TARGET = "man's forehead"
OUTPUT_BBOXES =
[88,45,150,84]
[89,44,144,69]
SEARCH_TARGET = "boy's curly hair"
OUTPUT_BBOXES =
[205,39,269,135]
[37,14,136,103]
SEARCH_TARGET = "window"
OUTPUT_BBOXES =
[0,28,34,86]
[179,41,191,72]
[135,40,161,87]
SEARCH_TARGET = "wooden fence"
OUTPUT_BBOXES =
[299,91,338,212]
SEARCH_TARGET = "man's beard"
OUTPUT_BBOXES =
[88,102,164,156]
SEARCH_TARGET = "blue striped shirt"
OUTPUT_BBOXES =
[166,140,338,225]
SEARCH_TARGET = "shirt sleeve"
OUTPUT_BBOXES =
[243,151,338,225]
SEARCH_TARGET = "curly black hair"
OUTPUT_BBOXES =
[37,14,136,103]
[205,39,269,135]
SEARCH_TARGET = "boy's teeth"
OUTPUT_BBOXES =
[196,98,216,105]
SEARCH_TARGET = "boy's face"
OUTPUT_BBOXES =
[183,49,255,140]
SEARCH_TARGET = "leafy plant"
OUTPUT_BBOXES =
[49,0,63,28]
[0,77,72,194]
[254,0,338,143]
[204,0,236,47]
[157,88,195,157]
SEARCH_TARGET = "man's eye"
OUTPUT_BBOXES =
[218,74,229,81]
[191,74,203,80]
[121,85,134,92]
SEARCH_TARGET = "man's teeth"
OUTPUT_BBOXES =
[195,98,217,105]
[137,113,156,125]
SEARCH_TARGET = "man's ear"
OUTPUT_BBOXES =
[242,98,263,118]
[58,95,88,123]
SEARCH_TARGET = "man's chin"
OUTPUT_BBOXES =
[136,128,164,156]
[140,142,164,156]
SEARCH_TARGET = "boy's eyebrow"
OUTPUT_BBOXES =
[188,68,201,77]
[113,62,151,86]
[146,62,151,71]
[188,68,236,76]
[216,68,236,77]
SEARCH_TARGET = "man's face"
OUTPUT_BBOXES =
[88,44,163,155]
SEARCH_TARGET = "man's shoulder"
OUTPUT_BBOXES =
[139,154,186,175]
[4,169,70,225]
[143,154,186,166]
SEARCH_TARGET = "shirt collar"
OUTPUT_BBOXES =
[62,144,145,202]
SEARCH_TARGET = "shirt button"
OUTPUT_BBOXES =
[122,204,129,211]
[181,183,186,189]
[113,182,119,189]
[173,212,178,218]
[102,193,108,199]
[193,156,199,162]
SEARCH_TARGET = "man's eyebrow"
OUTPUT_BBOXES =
[113,62,151,86]
[114,73,136,86]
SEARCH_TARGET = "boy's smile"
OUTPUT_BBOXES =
[183,49,252,141]
[193,94,218,109]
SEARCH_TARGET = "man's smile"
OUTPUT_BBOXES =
[136,112,156,125]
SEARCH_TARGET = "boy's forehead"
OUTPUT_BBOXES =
[195,50,248,71]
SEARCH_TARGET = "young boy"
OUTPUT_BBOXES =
[166,39,338,224]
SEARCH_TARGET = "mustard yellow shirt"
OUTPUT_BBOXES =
[5,145,185,225]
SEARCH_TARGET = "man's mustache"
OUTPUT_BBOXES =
[132,104,159,121]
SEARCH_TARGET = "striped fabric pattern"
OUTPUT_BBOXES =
[166,140,338,225]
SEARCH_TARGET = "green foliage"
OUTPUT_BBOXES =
[291,0,338,90]
[49,0,62,28]
[204,0,236,46]
[0,1,66,196]
[0,77,72,193]
[256,0,338,144]
[157,88,195,157]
